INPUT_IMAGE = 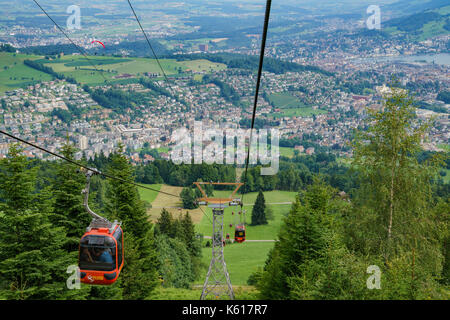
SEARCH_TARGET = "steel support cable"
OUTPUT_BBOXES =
[126,1,216,224]
[240,0,272,209]
[0,129,178,198]
[27,1,213,224]
[127,0,171,84]
[0,129,214,223]
[32,0,112,85]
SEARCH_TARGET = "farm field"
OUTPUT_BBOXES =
[145,184,206,224]
[176,59,227,73]
[0,52,53,93]
[268,91,306,108]
[0,52,227,90]
[268,91,328,118]
[39,55,227,86]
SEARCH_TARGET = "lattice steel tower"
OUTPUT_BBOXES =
[194,182,243,300]
[201,204,234,300]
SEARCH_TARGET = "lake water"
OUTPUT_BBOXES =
[353,53,450,66]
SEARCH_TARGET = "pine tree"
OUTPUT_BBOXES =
[180,187,198,209]
[52,142,90,251]
[156,208,175,237]
[0,144,87,299]
[104,145,159,299]
[155,234,194,288]
[251,190,267,225]
[257,192,327,299]
[180,212,202,280]
[179,212,201,258]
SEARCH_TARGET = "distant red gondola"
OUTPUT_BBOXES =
[234,224,245,243]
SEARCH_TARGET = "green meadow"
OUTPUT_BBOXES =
[0,52,227,90]
[272,107,328,118]
[197,241,275,286]
[268,91,328,118]
[0,52,53,93]
[195,202,293,241]
[40,55,227,86]
[268,91,306,108]
[279,146,295,158]
[138,183,162,205]
[145,187,297,287]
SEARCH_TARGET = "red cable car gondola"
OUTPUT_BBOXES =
[234,224,246,243]
[234,209,246,243]
[78,169,124,285]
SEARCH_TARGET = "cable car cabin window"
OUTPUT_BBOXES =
[114,228,123,268]
[79,235,116,271]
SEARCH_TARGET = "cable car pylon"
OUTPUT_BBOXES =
[194,182,243,300]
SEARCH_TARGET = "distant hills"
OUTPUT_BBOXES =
[383,3,450,41]
[385,0,450,16]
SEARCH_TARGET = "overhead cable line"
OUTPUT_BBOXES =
[126,1,214,224]
[26,1,213,224]
[32,0,111,85]
[127,0,171,84]
[0,129,213,223]
[0,129,178,198]
[240,0,272,208]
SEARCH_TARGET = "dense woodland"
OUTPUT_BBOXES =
[0,87,448,299]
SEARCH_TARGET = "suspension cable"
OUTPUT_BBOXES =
[32,0,112,85]
[127,0,171,84]
[0,129,214,223]
[0,129,177,197]
[240,0,272,209]
[28,0,274,224]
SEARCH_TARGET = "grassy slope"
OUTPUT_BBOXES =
[268,91,327,117]
[384,5,450,41]
[149,285,259,300]
[0,52,53,93]
[0,52,227,90]
[138,183,162,204]
[195,202,293,240]
[197,242,275,286]
[144,187,297,288]
[145,185,207,224]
